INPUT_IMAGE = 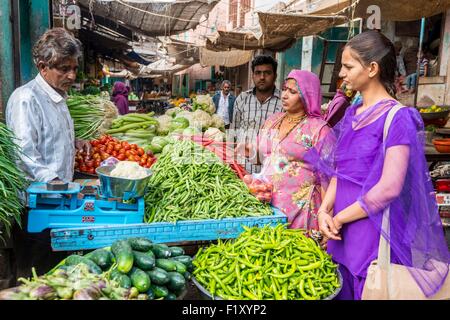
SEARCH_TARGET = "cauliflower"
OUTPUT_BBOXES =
[156,115,172,135]
[211,114,225,130]
[165,107,182,118]
[191,109,212,130]
[193,94,216,114]
[204,127,225,142]
[110,161,150,179]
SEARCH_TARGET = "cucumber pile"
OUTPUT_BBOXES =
[99,237,192,300]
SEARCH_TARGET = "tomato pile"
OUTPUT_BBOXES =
[75,135,156,174]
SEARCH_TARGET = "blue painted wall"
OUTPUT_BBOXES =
[0,1,14,115]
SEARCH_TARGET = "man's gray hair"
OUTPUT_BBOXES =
[221,80,231,88]
[32,28,82,68]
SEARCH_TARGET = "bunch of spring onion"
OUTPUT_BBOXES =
[67,95,119,140]
[0,123,27,242]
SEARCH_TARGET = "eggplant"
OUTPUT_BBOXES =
[73,285,102,300]
[29,285,57,300]
[0,287,20,300]
[56,287,74,300]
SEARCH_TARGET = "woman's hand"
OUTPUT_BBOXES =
[318,211,342,241]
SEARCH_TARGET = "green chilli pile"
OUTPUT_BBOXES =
[0,123,27,241]
[193,224,341,300]
[144,140,273,222]
[67,95,118,140]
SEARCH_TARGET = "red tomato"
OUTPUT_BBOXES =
[100,136,108,144]
[123,144,131,151]
[106,147,113,154]
[112,151,118,157]
[117,154,126,161]
[125,150,132,157]
[85,160,94,168]
[79,165,88,172]
[137,148,145,156]
[101,152,110,161]
[87,167,95,174]
[141,154,148,161]
[130,144,138,150]
[139,159,147,166]
[128,155,135,161]
[98,145,106,152]
[114,144,121,151]
[134,155,141,162]
[94,159,101,167]
[119,148,126,154]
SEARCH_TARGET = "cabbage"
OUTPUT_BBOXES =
[169,117,190,132]
[149,136,170,153]
[211,114,225,130]
[191,110,212,130]
[182,127,202,136]
[155,115,172,135]
[165,107,182,118]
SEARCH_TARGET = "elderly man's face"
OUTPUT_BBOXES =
[39,57,79,94]
[222,83,231,95]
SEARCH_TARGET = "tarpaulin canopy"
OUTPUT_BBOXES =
[199,47,253,67]
[165,40,200,64]
[258,12,348,38]
[206,30,296,52]
[76,0,220,37]
[314,0,450,22]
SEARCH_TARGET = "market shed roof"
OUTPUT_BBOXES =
[77,0,220,37]
[258,12,348,38]
[314,0,450,22]
[199,47,253,67]
[206,30,296,52]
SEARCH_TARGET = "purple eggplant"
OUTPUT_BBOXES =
[29,285,57,300]
[73,285,102,300]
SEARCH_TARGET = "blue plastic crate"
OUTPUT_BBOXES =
[50,207,287,251]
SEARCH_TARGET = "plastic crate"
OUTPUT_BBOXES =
[50,207,287,251]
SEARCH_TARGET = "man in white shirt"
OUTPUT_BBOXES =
[212,80,236,129]
[5,28,91,280]
[6,28,90,183]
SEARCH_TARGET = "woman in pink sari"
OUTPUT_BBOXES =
[257,70,333,232]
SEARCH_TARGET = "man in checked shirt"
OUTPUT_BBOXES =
[230,55,283,174]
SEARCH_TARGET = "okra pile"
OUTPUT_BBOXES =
[193,224,341,300]
[144,140,273,222]
[0,123,27,241]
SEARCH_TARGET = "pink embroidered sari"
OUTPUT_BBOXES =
[257,70,333,230]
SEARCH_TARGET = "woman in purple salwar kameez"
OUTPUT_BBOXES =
[314,31,449,300]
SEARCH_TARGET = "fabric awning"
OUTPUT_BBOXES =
[199,47,253,67]
[314,0,450,22]
[258,12,348,38]
[77,0,220,37]
[165,40,200,64]
[206,30,296,52]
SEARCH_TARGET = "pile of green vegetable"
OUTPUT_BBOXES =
[0,237,193,300]
[67,95,119,140]
[0,123,27,242]
[106,112,159,151]
[144,140,273,223]
[193,224,341,300]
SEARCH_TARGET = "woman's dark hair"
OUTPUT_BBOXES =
[251,55,278,73]
[345,30,397,97]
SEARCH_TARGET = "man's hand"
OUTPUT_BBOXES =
[318,211,342,241]
[75,139,92,154]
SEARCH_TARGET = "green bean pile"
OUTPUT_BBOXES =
[67,95,118,140]
[0,123,27,241]
[144,140,273,222]
[193,224,341,300]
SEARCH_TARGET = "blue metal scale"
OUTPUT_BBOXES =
[27,181,144,232]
